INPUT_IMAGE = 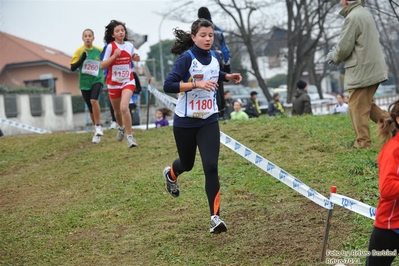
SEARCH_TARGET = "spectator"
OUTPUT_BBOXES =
[224,90,234,120]
[155,107,172,128]
[366,99,399,265]
[268,92,285,116]
[343,95,349,104]
[245,91,261,118]
[332,93,348,114]
[230,100,249,121]
[131,71,142,125]
[326,0,391,149]
[198,7,231,119]
[292,80,312,116]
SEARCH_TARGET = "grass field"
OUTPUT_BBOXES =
[1,114,397,266]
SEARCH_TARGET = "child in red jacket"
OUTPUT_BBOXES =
[367,99,399,265]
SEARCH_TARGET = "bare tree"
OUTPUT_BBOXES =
[369,0,399,92]
[213,0,274,100]
[284,0,340,103]
[166,0,340,102]
[388,0,399,21]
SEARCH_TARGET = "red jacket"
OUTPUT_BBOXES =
[375,134,399,229]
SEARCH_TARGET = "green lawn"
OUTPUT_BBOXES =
[1,114,396,266]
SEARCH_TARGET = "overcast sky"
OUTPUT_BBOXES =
[0,0,193,60]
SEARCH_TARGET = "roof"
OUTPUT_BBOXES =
[0,31,73,74]
[262,27,288,56]
[225,27,288,57]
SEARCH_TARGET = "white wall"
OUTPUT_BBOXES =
[0,94,74,136]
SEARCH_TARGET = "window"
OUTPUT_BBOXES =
[24,78,57,93]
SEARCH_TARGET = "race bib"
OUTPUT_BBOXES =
[111,64,130,83]
[81,60,100,76]
[185,90,215,119]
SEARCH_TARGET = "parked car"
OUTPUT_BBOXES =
[307,85,336,103]
[224,84,250,103]
[224,84,268,114]
[375,84,396,97]
[276,84,336,104]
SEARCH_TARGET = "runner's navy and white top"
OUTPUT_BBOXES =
[174,50,219,120]
[164,45,228,128]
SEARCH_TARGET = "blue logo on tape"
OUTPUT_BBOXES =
[324,199,331,207]
[307,188,316,198]
[369,207,376,218]
[293,178,302,189]
[245,148,252,157]
[235,142,241,151]
[225,137,231,144]
[342,198,357,209]
[255,155,263,164]
[267,162,275,172]
[279,170,288,180]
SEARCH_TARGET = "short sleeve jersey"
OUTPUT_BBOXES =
[70,45,104,90]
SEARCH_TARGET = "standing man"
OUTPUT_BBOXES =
[223,90,234,120]
[198,7,231,119]
[245,91,261,118]
[268,92,285,116]
[326,0,390,149]
[292,80,312,116]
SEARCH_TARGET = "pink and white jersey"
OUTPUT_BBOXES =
[175,50,219,119]
[103,41,136,89]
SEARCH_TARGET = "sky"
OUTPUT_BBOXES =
[0,0,193,61]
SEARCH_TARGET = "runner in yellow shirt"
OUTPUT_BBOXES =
[70,29,104,143]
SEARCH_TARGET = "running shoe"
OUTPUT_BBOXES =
[127,135,138,148]
[92,135,101,144]
[110,121,118,129]
[210,215,227,234]
[95,126,104,136]
[163,166,179,197]
[117,127,125,141]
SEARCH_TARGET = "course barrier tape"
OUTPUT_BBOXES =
[330,192,376,220]
[147,84,333,210]
[220,132,333,209]
[148,85,177,111]
[149,84,380,263]
[1,118,51,134]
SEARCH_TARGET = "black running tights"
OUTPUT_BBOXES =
[172,122,221,216]
[366,226,399,266]
[81,82,102,113]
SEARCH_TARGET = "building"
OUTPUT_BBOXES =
[0,31,79,95]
